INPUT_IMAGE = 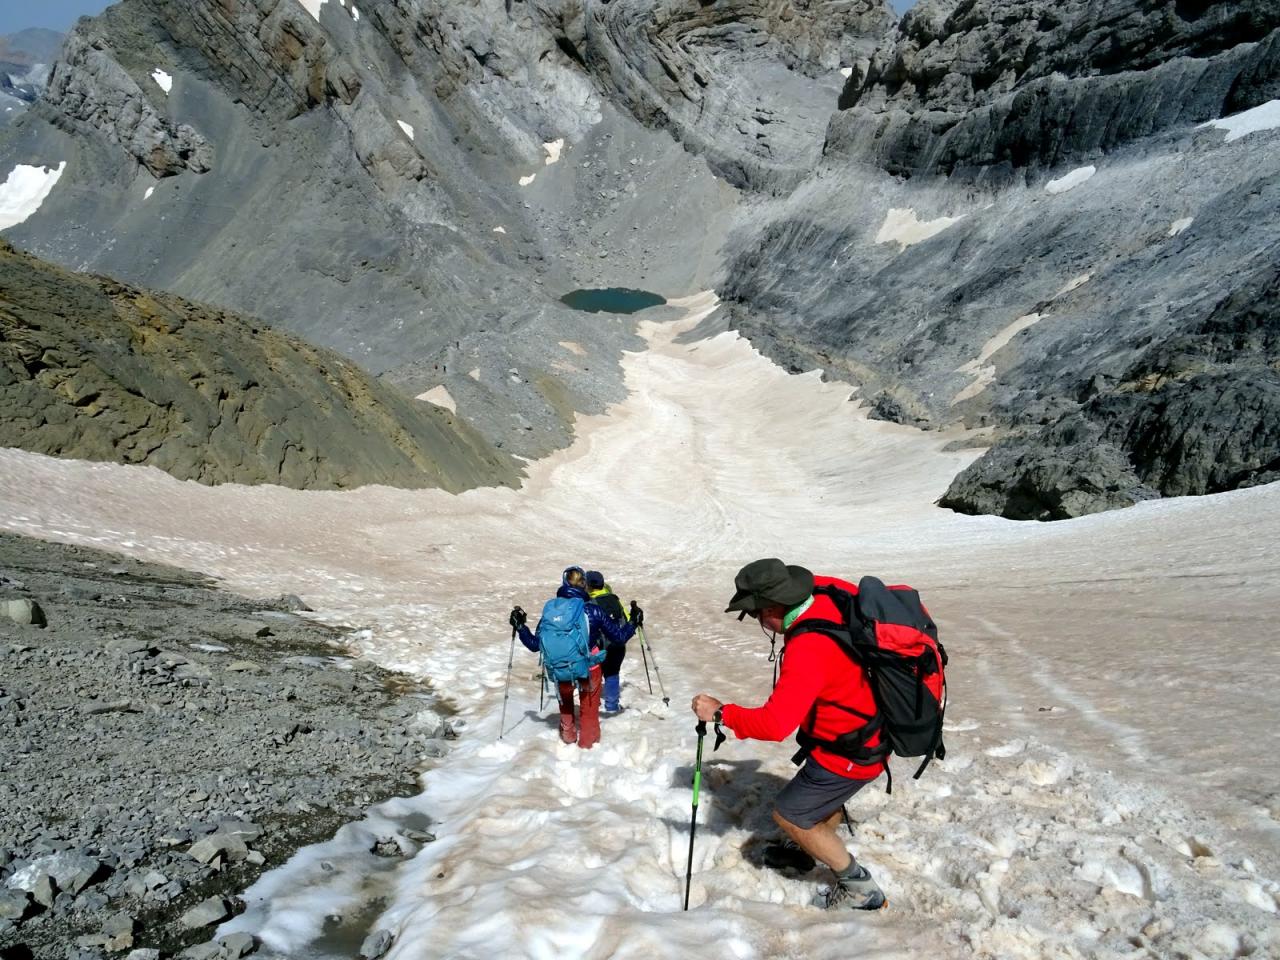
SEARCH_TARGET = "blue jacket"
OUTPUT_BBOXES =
[519,584,636,654]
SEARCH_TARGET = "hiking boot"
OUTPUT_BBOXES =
[815,865,886,911]
[762,838,816,872]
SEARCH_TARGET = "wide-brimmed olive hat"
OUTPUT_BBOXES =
[724,558,814,614]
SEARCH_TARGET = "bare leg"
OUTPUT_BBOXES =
[773,807,852,873]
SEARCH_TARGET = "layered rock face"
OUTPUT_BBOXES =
[0,240,516,491]
[718,0,1280,518]
[830,0,1280,177]
[559,0,893,188]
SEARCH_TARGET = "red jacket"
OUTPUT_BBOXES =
[721,575,884,780]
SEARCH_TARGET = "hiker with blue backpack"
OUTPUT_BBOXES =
[509,566,640,749]
[689,558,947,911]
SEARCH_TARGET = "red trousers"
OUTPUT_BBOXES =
[557,664,602,749]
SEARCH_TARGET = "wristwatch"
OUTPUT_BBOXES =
[713,707,723,725]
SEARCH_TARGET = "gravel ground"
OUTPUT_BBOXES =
[0,533,456,960]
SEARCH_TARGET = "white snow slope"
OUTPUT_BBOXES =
[2,293,1279,960]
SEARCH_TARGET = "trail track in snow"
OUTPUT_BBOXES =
[2,293,1279,959]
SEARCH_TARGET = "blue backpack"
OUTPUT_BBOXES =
[536,596,598,682]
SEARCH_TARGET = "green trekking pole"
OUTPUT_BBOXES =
[684,720,707,911]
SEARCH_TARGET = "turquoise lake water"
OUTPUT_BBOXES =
[559,288,667,314]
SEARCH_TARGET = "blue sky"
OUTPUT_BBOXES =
[3,1,917,37]
[1,1,110,34]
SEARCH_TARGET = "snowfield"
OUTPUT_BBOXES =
[1,293,1279,959]
[0,162,66,231]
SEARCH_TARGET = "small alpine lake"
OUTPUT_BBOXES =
[559,287,667,314]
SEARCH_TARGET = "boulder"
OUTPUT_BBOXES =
[188,833,249,865]
[359,930,393,960]
[180,896,230,929]
[0,889,29,922]
[218,932,257,958]
[4,598,47,627]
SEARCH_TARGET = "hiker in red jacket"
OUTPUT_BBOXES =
[691,558,888,911]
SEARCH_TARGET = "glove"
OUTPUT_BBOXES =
[509,606,527,629]
[629,601,644,627]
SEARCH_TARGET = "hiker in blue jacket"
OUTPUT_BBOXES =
[510,566,640,748]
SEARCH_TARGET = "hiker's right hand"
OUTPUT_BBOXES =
[691,693,722,722]
[509,606,526,629]
[629,601,644,627]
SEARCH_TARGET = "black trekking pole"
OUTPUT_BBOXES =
[638,627,670,706]
[500,607,524,739]
[639,639,654,696]
[684,720,707,911]
[538,649,546,713]
[499,627,516,739]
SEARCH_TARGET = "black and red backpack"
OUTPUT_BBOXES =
[785,576,948,792]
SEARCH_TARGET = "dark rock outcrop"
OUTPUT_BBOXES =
[942,260,1280,518]
[0,240,516,491]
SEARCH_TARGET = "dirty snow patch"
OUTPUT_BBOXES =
[151,69,173,94]
[543,138,564,165]
[1054,273,1092,298]
[492,226,506,234]
[1045,166,1096,194]
[416,386,457,414]
[1202,99,1280,143]
[840,67,853,78]
[558,341,586,357]
[1169,217,1194,237]
[953,312,1046,404]
[0,162,66,231]
[144,186,155,200]
[519,174,536,187]
[397,120,414,140]
[467,368,481,381]
[299,0,327,21]
[874,208,962,251]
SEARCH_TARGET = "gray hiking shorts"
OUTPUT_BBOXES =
[774,758,875,829]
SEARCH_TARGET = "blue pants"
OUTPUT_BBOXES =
[603,673,621,711]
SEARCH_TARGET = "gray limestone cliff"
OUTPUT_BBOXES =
[716,0,1280,519]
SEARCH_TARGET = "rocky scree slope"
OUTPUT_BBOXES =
[717,0,1280,519]
[0,532,457,959]
[0,240,516,491]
